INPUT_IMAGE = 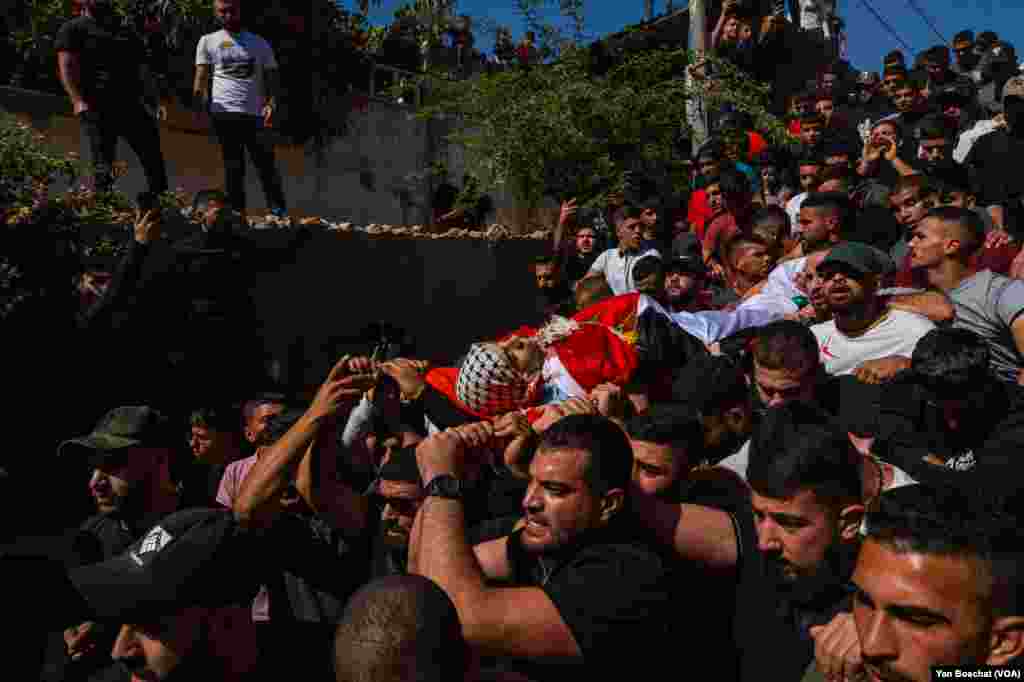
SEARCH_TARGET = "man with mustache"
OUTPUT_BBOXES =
[847,485,1024,682]
[370,448,425,578]
[810,242,935,382]
[634,403,867,682]
[409,414,674,681]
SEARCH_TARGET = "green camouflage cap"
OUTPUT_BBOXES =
[58,406,172,458]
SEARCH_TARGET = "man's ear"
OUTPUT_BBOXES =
[987,617,1024,666]
[599,488,625,523]
[837,503,866,542]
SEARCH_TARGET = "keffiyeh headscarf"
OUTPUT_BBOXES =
[455,343,531,416]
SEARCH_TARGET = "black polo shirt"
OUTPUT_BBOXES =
[729,502,856,682]
[489,513,674,681]
[54,16,146,107]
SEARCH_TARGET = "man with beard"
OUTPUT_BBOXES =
[811,242,935,380]
[54,407,182,680]
[662,254,709,313]
[846,485,1024,682]
[408,415,674,681]
[61,407,181,560]
[531,256,574,322]
[370,449,425,578]
[634,403,866,682]
[797,192,855,257]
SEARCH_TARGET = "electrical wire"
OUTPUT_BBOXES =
[857,0,915,54]
[904,0,947,45]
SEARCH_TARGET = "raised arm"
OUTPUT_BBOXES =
[886,289,954,324]
[629,490,739,570]
[57,50,88,115]
[410,425,583,659]
[233,356,374,529]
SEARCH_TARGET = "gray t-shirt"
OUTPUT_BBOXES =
[950,269,1024,383]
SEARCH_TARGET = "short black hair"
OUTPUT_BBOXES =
[864,485,1023,617]
[922,206,985,256]
[334,575,468,682]
[718,168,752,198]
[626,403,704,453]
[671,354,749,415]
[953,30,974,45]
[922,45,950,65]
[910,327,992,398]
[539,414,633,497]
[801,192,853,235]
[751,319,820,375]
[631,254,663,283]
[534,254,557,268]
[262,407,306,445]
[751,205,789,230]
[884,49,905,65]
[747,403,862,508]
[190,406,241,433]
[917,116,953,143]
[822,140,854,159]
[723,233,771,269]
[799,112,825,126]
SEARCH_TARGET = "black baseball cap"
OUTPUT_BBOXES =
[58,406,174,462]
[665,254,707,278]
[820,241,893,277]
[68,508,261,623]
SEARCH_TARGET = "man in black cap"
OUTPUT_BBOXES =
[370,448,425,579]
[810,242,934,381]
[3,507,263,680]
[60,406,181,560]
[53,406,183,679]
[662,254,709,313]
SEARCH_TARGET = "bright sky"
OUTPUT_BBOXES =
[364,0,1024,72]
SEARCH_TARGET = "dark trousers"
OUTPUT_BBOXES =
[78,104,168,195]
[211,113,287,214]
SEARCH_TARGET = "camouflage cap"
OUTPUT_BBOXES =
[58,406,173,458]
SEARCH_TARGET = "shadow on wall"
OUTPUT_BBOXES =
[0,86,434,224]
[246,230,547,390]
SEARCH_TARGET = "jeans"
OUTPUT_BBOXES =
[78,104,168,195]
[211,112,287,214]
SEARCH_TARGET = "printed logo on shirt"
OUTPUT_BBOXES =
[221,58,255,79]
[221,40,234,49]
[129,525,174,566]
[944,451,977,472]
[820,336,838,360]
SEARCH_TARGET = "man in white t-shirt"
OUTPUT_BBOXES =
[193,0,287,218]
[584,209,660,295]
[812,241,935,380]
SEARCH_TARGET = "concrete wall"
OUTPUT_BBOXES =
[1,86,438,224]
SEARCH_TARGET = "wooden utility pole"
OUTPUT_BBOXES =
[686,0,708,146]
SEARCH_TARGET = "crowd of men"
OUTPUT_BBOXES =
[4,1,1024,682]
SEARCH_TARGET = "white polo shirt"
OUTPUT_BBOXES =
[587,247,661,295]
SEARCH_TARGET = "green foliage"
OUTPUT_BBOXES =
[417,46,787,207]
[0,110,196,322]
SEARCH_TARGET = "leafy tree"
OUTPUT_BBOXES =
[416,42,788,209]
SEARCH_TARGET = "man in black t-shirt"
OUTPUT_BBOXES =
[55,0,169,196]
[873,328,1024,501]
[635,403,866,682]
[409,415,673,681]
[963,77,1024,237]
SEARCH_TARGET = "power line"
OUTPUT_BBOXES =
[857,0,915,54]
[904,0,947,45]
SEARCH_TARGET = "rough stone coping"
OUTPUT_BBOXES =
[93,211,552,242]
